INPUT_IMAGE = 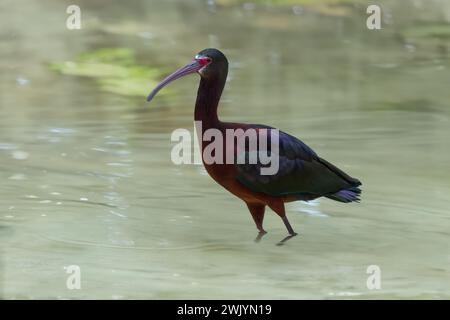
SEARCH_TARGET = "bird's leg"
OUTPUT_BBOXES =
[268,202,298,245]
[254,231,267,243]
[276,216,298,246]
[282,216,297,236]
[246,203,267,242]
[277,216,297,246]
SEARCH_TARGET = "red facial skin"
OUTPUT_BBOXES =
[195,56,211,66]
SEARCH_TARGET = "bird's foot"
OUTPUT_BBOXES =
[276,232,298,246]
[254,230,268,243]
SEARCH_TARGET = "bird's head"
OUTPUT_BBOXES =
[147,48,228,102]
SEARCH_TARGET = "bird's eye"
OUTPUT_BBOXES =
[196,56,212,66]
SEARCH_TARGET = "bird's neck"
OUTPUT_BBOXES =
[194,76,225,129]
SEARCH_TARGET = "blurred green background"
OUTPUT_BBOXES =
[0,0,449,299]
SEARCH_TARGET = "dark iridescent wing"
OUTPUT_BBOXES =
[235,125,359,198]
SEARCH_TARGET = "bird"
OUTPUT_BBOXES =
[147,48,362,245]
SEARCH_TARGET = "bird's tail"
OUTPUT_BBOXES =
[326,186,362,203]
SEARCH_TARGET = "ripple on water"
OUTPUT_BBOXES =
[39,234,236,252]
[11,150,29,160]
[16,77,30,86]
[0,143,18,150]
[8,173,27,180]
[48,127,76,135]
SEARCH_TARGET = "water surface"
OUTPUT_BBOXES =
[0,0,449,299]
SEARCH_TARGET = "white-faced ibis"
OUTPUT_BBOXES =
[147,48,362,245]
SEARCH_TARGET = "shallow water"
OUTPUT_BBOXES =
[1,0,449,299]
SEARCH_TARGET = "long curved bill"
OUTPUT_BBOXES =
[146,60,202,102]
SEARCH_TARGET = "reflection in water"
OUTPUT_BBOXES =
[0,0,449,299]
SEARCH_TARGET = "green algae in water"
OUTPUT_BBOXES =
[404,23,450,40]
[50,48,166,98]
[369,99,438,113]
